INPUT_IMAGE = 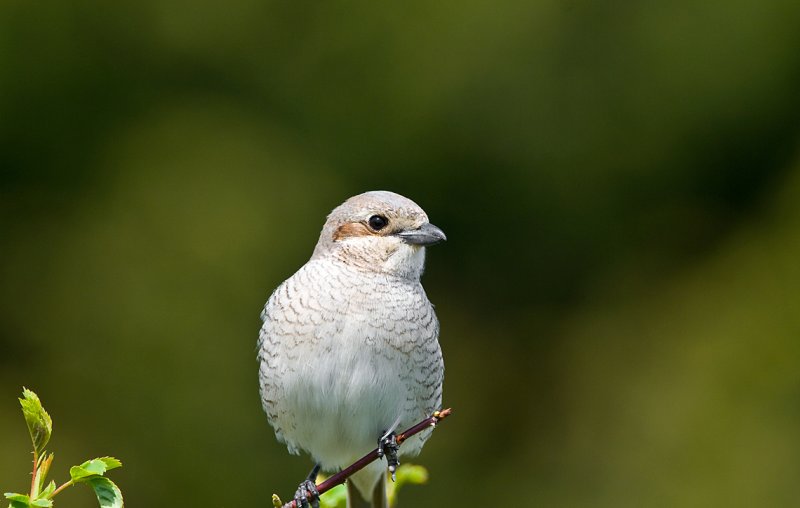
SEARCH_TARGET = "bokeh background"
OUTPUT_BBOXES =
[2,1,800,506]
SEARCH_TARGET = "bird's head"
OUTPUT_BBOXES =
[312,190,446,279]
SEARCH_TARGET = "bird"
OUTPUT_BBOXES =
[257,190,446,508]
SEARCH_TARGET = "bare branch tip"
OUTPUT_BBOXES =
[435,407,452,421]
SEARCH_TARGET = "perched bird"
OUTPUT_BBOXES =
[257,191,446,508]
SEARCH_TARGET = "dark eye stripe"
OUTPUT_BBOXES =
[368,215,388,231]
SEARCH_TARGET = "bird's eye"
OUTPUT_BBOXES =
[368,215,389,231]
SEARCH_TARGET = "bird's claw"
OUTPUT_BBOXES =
[377,432,400,482]
[293,479,319,508]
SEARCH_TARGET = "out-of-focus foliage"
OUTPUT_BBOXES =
[1,0,800,506]
[313,464,428,508]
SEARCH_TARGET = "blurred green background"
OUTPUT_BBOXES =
[2,0,800,506]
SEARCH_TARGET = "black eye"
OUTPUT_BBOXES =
[368,215,388,231]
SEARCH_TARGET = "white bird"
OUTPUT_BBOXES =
[257,191,446,508]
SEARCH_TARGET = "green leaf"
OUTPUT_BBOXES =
[394,464,428,487]
[318,484,346,508]
[19,388,52,456]
[5,493,31,508]
[70,461,104,481]
[98,457,122,471]
[84,477,123,508]
[30,499,52,507]
[39,481,56,500]
[386,464,429,507]
[70,457,121,481]
[4,493,30,502]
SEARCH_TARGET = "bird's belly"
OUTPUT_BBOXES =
[279,340,411,468]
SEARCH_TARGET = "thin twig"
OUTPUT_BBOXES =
[279,408,452,508]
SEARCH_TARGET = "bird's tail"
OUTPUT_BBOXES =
[346,474,387,508]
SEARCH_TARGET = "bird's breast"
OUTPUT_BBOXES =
[260,259,440,466]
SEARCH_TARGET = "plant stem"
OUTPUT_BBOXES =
[49,480,74,499]
[29,451,39,498]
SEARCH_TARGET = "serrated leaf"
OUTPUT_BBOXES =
[39,481,56,500]
[30,499,52,507]
[69,457,123,481]
[70,458,109,481]
[19,388,52,456]
[84,477,123,508]
[98,457,122,471]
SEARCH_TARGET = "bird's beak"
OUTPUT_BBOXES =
[396,222,447,246]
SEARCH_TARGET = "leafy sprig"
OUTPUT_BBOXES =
[3,389,124,508]
[315,463,430,508]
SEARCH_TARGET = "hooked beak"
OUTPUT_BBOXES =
[396,222,447,246]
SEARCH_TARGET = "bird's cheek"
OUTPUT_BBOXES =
[383,243,425,275]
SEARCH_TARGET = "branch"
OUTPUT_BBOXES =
[278,408,452,508]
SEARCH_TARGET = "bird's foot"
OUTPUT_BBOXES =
[377,432,400,482]
[293,479,319,508]
[293,464,321,508]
